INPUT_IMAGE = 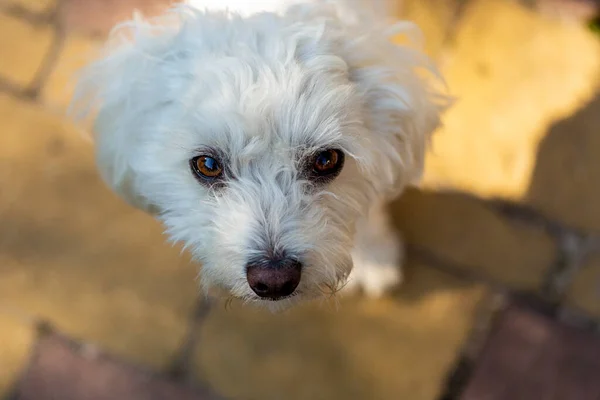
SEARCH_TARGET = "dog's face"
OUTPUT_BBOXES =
[137,59,371,305]
[72,4,447,308]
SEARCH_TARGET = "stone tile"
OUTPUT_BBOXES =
[535,0,600,22]
[0,94,199,368]
[3,0,56,13]
[16,333,223,400]
[526,93,600,232]
[60,0,173,37]
[461,304,600,400]
[41,34,100,110]
[195,263,486,400]
[565,254,600,319]
[0,13,54,87]
[0,310,36,398]
[421,0,600,198]
[390,188,557,290]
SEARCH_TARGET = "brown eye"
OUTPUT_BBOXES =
[313,149,344,176]
[191,155,223,180]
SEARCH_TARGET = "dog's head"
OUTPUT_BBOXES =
[71,3,448,308]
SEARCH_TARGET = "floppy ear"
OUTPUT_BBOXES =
[346,24,451,191]
[69,12,181,214]
[313,2,452,194]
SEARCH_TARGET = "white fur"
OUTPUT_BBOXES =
[70,0,449,309]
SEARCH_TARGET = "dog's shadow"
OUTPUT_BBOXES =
[387,91,600,305]
[525,93,600,233]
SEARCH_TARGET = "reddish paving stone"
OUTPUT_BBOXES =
[60,0,174,36]
[15,332,223,400]
[461,303,600,400]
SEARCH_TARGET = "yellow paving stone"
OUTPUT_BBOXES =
[391,188,557,290]
[196,263,486,400]
[0,13,54,87]
[565,254,600,319]
[0,310,36,398]
[0,93,199,369]
[421,0,600,199]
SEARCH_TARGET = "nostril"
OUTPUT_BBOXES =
[246,258,302,299]
[254,282,269,293]
[281,280,296,294]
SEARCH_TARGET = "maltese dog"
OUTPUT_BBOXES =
[71,0,449,309]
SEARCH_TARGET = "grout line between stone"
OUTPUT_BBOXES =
[440,0,473,49]
[408,228,600,330]
[484,197,570,237]
[0,77,27,98]
[540,232,588,301]
[557,305,600,332]
[0,0,65,101]
[23,28,66,100]
[25,0,64,99]
[438,192,600,307]
[437,291,507,400]
[407,243,512,293]
[0,2,55,24]
[165,296,214,385]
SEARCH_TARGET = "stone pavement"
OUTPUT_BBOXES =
[0,0,599,399]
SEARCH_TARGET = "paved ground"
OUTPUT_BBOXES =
[0,0,599,399]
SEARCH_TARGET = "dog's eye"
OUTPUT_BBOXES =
[313,149,344,176]
[191,155,223,179]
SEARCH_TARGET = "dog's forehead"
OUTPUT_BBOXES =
[188,62,360,158]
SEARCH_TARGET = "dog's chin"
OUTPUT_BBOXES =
[204,283,338,311]
[246,293,302,312]
[252,293,299,302]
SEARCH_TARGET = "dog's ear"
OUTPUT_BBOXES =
[69,14,181,214]
[335,17,452,191]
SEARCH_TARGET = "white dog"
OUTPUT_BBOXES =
[71,0,449,309]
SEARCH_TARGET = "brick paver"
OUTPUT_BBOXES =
[392,189,557,290]
[15,331,222,400]
[461,303,600,400]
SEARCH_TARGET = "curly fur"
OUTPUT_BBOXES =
[70,0,450,310]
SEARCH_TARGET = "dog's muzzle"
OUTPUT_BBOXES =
[246,258,302,300]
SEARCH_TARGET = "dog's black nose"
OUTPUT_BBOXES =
[246,258,302,299]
